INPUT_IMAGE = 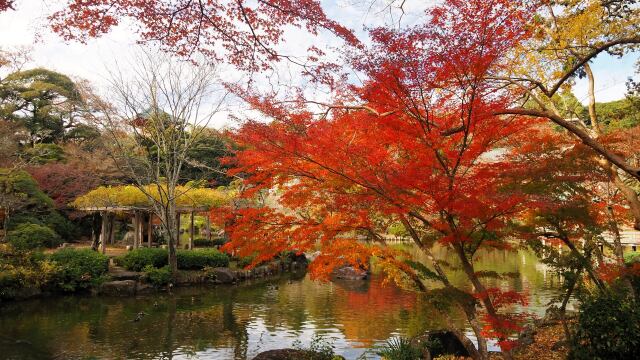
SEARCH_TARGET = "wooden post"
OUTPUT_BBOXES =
[99,211,107,254]
[206,214,212,242]
[109,214,116,245]
[189,211,195,250]
[132,212,139,249]
[138,212,144,248]
[147,213,153,247]
[176,212,181,247]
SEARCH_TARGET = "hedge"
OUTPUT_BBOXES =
[177,249,229,269]
[117,248,229,271]
[193,238,226,247]
[49,248,109,291]
[116,248,167,271]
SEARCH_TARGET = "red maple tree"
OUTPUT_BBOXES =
[218,2,541,358]
[49,0,358,72]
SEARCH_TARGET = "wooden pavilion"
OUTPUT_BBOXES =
[77,206,215,253]
[72,184,232,253]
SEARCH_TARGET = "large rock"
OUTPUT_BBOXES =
[136,282,155,294]
[99,280,137,296]
[332,265,368,280]
[109,267,141,281]
[517,324,536,347]
[412,330,470,358]
[252,349,344,360]
[210,267,237,284]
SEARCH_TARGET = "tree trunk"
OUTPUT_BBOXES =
[206,214,212,242]
[147,213,153,247]
[156,206,179,275]
[99,211,107,254]
[90,213,99,251]
[455,243,513,360]
[189,211,194,250]
[176,212,181,248]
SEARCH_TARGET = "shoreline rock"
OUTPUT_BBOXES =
[252,349,345,360]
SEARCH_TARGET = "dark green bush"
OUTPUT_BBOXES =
[8,223,61,250]
[117,248,229,271]
[193,238,226,247]
[49,248,109,292]
[568,287,640,360]
[41,212,77,240]
[142,265,171,287]
[177,249,229,270]
[117,248,168,271]
[234,254,256,269]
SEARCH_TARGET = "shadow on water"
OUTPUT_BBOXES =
[0,249,563,360]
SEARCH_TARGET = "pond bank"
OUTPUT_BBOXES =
[99,257,308,297]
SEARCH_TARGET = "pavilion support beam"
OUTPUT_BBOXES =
[132,212,140,249]
[147,213,153,247]
[206,214,211,242]
[176,212,181,248]
[109,214,116,245]
[189,211,195,250]
[99,211,107,254]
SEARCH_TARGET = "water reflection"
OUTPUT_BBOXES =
[0,249,562,360]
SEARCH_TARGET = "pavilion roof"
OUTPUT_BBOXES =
[73,184,234,213]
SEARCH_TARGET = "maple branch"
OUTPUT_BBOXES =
[496,107,640,181]
[535,36,640,97]
[298,100,397,117]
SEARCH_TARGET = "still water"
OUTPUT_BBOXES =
[0,249,563,360]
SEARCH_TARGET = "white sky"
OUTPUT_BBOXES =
[0,0,637,128]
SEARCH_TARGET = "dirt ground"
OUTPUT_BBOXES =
[488,321,569,360]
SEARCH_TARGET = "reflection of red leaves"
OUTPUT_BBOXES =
[474,288,528,308]
[598,262,640,283]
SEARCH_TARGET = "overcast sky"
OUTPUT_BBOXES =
[0,1,637,128]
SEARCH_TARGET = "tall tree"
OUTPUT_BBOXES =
[494,0,640,230]
[87,52,226,273]
[0,68,90,145]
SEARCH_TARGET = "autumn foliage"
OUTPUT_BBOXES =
[37,0,640,358]
[49,0,358,72]
[214,1,548,356]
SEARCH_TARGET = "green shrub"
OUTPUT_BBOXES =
[624,251,640,264]
[177,249,229,270]
[8,223,61,250]
[235,254,256,269]
[568,287,640,360]
[41,212,77,240]
[117,248,229,271]
[292,334,337,360]
[117,248,168,271]
[24,143,65,164]
[376,337,423,360]
[49,248,109,291]
[142,265,171,287]
[193,237,226,247]
[0,244,58,299]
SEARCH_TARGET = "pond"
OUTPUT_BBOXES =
[0,248,565,360]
